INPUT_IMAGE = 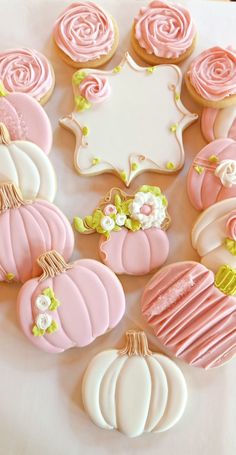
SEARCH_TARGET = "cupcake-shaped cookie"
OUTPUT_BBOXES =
[74,186,170,276]
[201,106,236,143]
[185,47,236,108]
[53,2,119,68]
[131,0,196,65]
[187,138,236,210]
[0,48,55,105]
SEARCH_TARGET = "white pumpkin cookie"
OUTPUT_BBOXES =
[82,330,187,438]
[0,123,56,202]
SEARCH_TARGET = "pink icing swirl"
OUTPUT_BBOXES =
[0,48,53,101]
[53,2,115,63]
[79,74,111,103]
[134,0,196,58]
[188,47,236,101]
[226,210,236,240]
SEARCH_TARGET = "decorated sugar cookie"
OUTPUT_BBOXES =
[53,1,119,68]
[192,198,236,274]
[201,106,236,142]
[185,47,236,108]
[0,85,52,154]
[131,0,196,65]
[17,250,125,353]
[82,330,187,437]
[141,261,236,369]
[74,186,170,275]
[187,138,236,210]
[0,123,56,202]
[0,48,55,105]
[60,52,197,186]
[0,183,74,283]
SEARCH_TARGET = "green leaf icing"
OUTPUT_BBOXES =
[74,95,91,112]
[82,126,89,136]
[74,217,89,233]
[194,165,205,175]
[42,288,60,311]
[120,171,127,183]
[92,157,101,165]
[170,123,178,133]
[6,272,15,281]
[125,218,141,231]
[175,92,180,101]
[32,326,45,337]
[225,238,236,256]
[139,185,161,196]
[113,65,122,73]
[46,320,58,334]
[146,67,155,74]
[73,71,87,85]
[166,161,175,170]
[0,82,7,97]
[131,162,139,171]
[208,155,219,164]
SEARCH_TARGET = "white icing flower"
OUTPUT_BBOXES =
[36,313,52,331]
[100,216,115,231]
[215,159,236,187]
[103,204,117,216]
[129,192,166,229]
[115,213,127,226]
[35,294,51,312]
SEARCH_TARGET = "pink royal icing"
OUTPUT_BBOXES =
[79,74,111,103]
[201,107,236,142]
[53,2,115,63]
[141,261,236,369]
[0,48,53,101]
[134,0,196,59]
[226,211,236,240]
[188,47,236,101]
[0,92,52,154]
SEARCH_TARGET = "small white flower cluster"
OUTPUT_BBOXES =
[129,192,166,230]
[101,204,127,232]
[35,294,52,330]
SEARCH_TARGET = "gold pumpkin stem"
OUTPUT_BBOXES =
[119,330,152,357]
[38,250,73,281]
[0,182,26,213]
[0,123,11,145]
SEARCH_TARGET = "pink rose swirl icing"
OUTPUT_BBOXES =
[226,211,236,240]
[0,48,53,101]
[188,47,236,101]
[53,2,115,63]
[134,0,196,59]
[79,74,111,103]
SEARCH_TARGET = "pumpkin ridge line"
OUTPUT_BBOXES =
[26,202,52,254]
[19,204,43,279]
[99,354,124,430]
[145,356,167,432]
[36,202,68,257]
[15,142,41,197]
[9,209,20,281]
[6,143,20,189]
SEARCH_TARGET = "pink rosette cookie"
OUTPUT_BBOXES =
[0,48,55,105]
[201,106,236,142]
[74,186,170,276]
[132,0,196,65]
[185,47,236,108]
[0,182,74,284]
[187,138,236,210]
[17,250,125,353]
[141,261,236,369]
[79,74,111,104]
[53,2,119,68]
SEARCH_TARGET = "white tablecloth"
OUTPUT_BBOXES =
[1,1,236,454]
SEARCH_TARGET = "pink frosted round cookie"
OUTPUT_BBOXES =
[17,250,125,353]
[0,183,74,284]
[0,48,55,105]
[187,138,236,210]
[201,106,236,142]
[0,89,52,154]
[74,186,170,276]
[141,261,236,369]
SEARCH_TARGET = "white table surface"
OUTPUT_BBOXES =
[1,0,236,454]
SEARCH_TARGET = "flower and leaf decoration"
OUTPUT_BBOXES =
[225,211,236,256]
[32,288,60,337]
[74,185,170,239]
[73,70,111,112]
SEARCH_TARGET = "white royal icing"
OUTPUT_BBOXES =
[129,191,166,229]
[36,313,52,331]
[215,159,236,187]
[35,294,51,312]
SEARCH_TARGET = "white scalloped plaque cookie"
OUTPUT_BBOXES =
[60,53,197,186]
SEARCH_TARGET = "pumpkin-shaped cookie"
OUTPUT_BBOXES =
[201,106,236,142]
[0,123,56,202]
[82,330,187,437]
[141,261,236,369]
[0,88,52,154]
[192,197,236,273]
[74,186,170,275]
[187,138,236,210]
[0,183,74,283]
[17,250,126,353]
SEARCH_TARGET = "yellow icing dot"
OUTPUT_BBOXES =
[82,126,89,136]
[166,162,175,170]
[175,92,180,101]
[194,165,205,175]
[6,273,14,281]
[170,123,178,133]
[92,157,101,166]
[131,163,139,171]
[113,66,122,74]
[120,171,127,183]
[208,155,219,164]
[146,67,155,74]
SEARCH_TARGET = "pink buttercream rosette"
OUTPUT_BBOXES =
[53,2,115,63]
[79,74,111,103]
[134,0,196,58]
[187,47,236,101]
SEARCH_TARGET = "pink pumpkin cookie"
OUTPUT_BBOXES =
[74,186,170,276]
[0,183,74,283]
[0,86,52,154]
[201,106,236,142]
[187,138,236,210]
[0,48,55,105]
[17,250,125,353]
[141,261,236,369]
